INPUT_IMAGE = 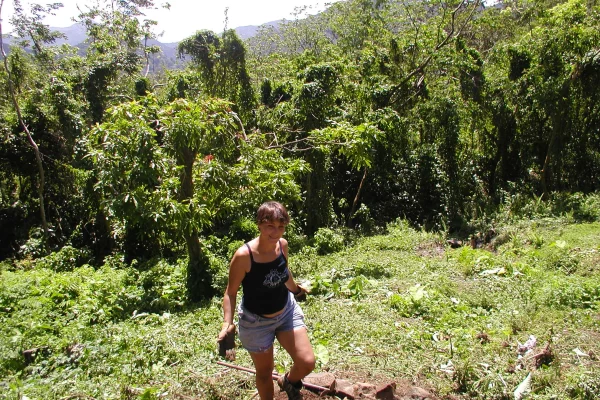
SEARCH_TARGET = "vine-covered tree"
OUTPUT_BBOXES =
[178,29,256,124]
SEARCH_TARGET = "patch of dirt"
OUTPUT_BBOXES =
[271,370,439,400]
[415,240,446,258]
[578,248,600,275]
[274,387,321,399]
[213,363,440,399]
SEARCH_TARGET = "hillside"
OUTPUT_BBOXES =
[1,202,599,399]
[2,20,280,71]
[1,0,600,396]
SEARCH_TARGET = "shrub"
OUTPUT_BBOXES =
[542,277,600,309]
[543,241,580,274]
[566,371,600,399]
[138,259,187,312]
[390,284,430,317]
[230,217,259,241]
[35,246,92,272]
[17,227,46,259]
[353,261,390,278]
[352,204,376,235]
[551,192,600,222]
[313,228,345,255]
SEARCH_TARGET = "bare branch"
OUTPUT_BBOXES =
[230,112,248,141]
[389,0,481,105]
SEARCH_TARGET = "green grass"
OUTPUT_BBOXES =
[1,217,600,399]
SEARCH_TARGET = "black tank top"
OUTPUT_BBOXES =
[241,240,289,315]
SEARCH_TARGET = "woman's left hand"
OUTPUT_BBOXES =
[294,284,309,302]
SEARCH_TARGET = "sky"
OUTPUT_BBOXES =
[2,0,337,43]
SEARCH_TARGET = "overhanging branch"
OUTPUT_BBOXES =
[389,0,481,105]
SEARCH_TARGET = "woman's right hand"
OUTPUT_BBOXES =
[217,323,236,360]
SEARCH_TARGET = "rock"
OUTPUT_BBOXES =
[375,382,396,399]
[406,387,435,399]
[304,371,336,389]
[332,379,356,400]
[395,384,436,400]
[446,239,462,248]
[354,382,376,397]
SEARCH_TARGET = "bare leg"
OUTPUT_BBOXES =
[249,347,275,400]
[276,327,316,384]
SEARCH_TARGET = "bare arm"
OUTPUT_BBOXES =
[219,246,249,338]
[281,239,306,296]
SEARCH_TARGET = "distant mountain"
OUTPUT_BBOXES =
[53,24,87,46]
[234,20,281,40]
[2,20,280,72]
[1,24,87,48]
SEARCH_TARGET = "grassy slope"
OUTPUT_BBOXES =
[1,219,599,399]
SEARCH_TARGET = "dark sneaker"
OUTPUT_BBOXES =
[277,373,303,400]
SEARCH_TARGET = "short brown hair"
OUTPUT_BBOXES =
[256,201,290,224]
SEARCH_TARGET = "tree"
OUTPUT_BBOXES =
[74,0,162,123]
[178,29,255,124]
[502,0,600,197]
[0,0,61,246]
[87,94,305,301]
[312,122,383,225]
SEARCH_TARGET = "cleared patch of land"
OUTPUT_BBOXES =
[1,219,599,399]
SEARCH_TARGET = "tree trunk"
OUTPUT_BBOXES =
[0,11,49,245]
[347,167,368,227]
[304,150,332,235]
[179,148,214,302]
[541,83,570,200]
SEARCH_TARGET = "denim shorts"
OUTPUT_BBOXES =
[238,292,306,353]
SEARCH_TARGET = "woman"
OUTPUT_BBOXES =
[217,201,315,400]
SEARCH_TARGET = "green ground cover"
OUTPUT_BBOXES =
[1,218,599,399]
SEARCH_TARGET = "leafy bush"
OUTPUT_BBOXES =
[17,228,46,259]
[0,264,144,376]
[285,220,310,253]
[550,192,600,222]
[390,284,430,317]
[495,192,600,224]
[138,259,187,312]
[543,241,580,274]
[541,276,600,309]
[353,261,390,278]
[310,274,334,296]
[229,217,259,241]
[35,246,92,272]
[204,235,234,259]
[352,203,376,235]
[455,247,501,276]
[313,228,345,255]
[209,252,230,294]
[566,369,600,399]
[344,275,371,299]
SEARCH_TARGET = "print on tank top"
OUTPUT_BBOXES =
[263,268,288,288]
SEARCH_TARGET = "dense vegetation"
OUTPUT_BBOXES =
[1,0,599,398]
[1,196,599,399]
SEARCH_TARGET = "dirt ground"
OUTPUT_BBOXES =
[270,370,438,400]
[213,361,438,399]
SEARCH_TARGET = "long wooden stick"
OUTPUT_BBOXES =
[216,361,330,394]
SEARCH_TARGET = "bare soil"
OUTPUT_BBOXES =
[270,370,438,400]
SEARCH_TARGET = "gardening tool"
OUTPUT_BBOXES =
[216,361,331,396]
